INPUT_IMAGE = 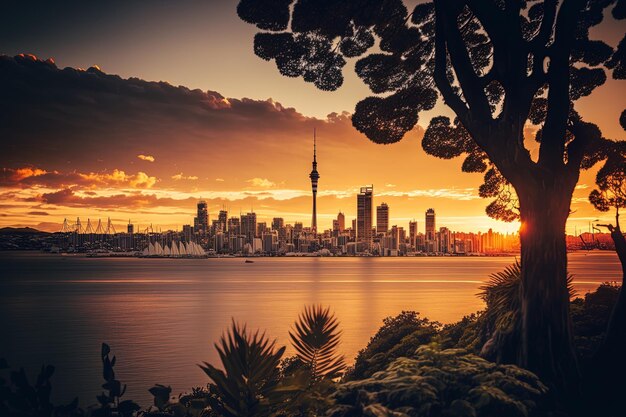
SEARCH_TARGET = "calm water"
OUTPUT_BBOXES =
[0,251,621,406]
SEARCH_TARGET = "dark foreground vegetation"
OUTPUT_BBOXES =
[1,267,623,417]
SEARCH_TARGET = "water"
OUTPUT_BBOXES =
[0,251,621,406]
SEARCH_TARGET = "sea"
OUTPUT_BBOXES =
[0,251,621,406]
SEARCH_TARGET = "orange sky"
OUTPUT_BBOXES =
[0,1,624,234]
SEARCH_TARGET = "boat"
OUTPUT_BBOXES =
[245,259,254,263]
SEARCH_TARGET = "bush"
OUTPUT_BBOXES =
[330,346,548,417]
[345,312,441,381]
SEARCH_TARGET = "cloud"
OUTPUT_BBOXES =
[171,173,199,181]
[215,178,225,182]
[246,178,276,188]
[27,211,49,216]
[1,166,157,189]
[137,154,155,162]
[0,54,335,171]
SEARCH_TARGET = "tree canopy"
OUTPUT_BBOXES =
[238,0,625,221]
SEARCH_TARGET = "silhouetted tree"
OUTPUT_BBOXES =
[237,0,626,392]
[589,117,626,354]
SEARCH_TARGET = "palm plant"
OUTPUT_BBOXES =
[478,261,576,362]
[289,305,346,380]
[199,321,285,417]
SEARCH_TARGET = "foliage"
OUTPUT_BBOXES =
[589,140,626,217]
[198,321,285,417]
[571,282,621,360]
[0,359,83,417]
[439,313,484,353]
[141,384,210,417]
[345,311,440,381]
[93,343,140,417]
[289,305,346,380]
[329,345,548,417]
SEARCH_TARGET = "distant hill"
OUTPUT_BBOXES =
[0,227,49,235]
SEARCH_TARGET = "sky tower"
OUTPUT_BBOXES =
[309,129,320,234]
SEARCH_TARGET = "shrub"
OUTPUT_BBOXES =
[346,312,441,381]
[330,346,548,417]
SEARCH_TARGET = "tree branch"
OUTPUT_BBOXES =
[539,0,586,170]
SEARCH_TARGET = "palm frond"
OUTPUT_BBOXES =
[199,320,285,417]
[289,305,346,380]
[478,260,577,334]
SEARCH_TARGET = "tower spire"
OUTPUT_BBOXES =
[309,129,320,234]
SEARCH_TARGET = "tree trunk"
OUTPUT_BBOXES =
[516,184,579,397]
[604,223,626,350]
[586,224,626,416]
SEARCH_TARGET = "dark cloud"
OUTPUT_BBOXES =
[27,211,49,216]
[0,54,355,171]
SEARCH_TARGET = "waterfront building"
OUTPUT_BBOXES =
[376,203,389,234]
[195,200,209,236]
[218,210,228,233]
[272,217,284,230]
[241,212,257,244]
[357,185,374,249]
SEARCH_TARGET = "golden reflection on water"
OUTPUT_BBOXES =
[0,251,621,405]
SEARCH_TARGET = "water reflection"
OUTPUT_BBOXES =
[0,251,620,406]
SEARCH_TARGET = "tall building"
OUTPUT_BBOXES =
[218,210,228,233]
[241,212,257,244]
[425,208,436,241]
[309,129,320,234]
[409,221,417,249]
[357,185,374,247]
[272,217,284,230]
[376,203,389,234]
[195,200,209,236]
[337,212,345,232]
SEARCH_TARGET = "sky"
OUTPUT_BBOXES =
[0,0,625,234]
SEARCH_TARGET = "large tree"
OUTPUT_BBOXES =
[237,0,625,391]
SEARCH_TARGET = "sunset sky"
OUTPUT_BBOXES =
[1,0,625,234]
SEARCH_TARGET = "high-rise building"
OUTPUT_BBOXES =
[241,212,257,244]
[227,217,240,235]
[337,212,345,232]
[195,200,209,236]
[409,220,417,248]
[357,185,374,247]
[272,217,284,230]
[218,210,228,233]
[309,129,320,234]
[127,220,134,234]
[425,208,436,252]
[376,203,389,234]
[425,208,436,241]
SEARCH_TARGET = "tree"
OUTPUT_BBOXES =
[237,0,626,392]
[589,114,626,354]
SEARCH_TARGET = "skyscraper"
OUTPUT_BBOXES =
[195,200,208,236]
[271,217,284,230]
[218,209,228,233]
[425,208,436,242]
[409,220,417,248]
[309,129,320,234]
[376,202,389,234]
[241,212,257,244]
[357,185,374,246]
[337,212,345,232]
